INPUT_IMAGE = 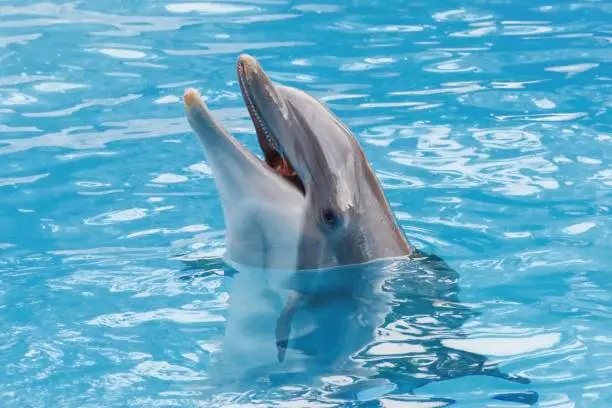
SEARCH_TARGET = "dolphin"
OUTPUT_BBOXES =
[183,55,412,271]
[182,55,535,404]
[183,54,414,369]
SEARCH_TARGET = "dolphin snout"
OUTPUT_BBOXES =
[183,88,204,109]
[183,88,223,139]
[237,54,289,125]
[238,54,261,80]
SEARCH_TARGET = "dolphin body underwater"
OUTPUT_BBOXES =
[182,55,537,404]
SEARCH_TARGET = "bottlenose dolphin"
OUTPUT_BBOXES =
[184,55,412,271]
[182,55,535,404]
[183,53,413,368]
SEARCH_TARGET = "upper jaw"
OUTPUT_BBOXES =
[237,55,279,157]
[237,54,305,194]
[236,54,288,152]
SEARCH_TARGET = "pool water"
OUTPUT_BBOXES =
[1,0,611,406]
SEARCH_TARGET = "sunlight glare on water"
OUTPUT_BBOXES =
[0,0,611,406]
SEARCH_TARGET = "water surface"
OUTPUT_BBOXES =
[1,0,611,406]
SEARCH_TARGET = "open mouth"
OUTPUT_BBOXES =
[237,60,305,195]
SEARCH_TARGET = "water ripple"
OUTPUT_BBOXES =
[88,308,225,328]
[0,173,49,187]
[1,0,610,406]
[165,3,259,15]
[23,93,141,118]
[132,360,207,381]
[0,117,189,155]
[0,2,198,35]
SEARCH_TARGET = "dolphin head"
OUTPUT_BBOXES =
[237,54,412,267]
[237,55,358,215]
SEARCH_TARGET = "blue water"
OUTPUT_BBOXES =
[1,0,611,406]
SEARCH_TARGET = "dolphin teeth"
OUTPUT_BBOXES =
[237,61,301,186]
[237,63,279,151]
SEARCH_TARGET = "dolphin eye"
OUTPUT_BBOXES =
[321,209,340,229]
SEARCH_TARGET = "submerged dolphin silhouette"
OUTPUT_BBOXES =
[182,55,535,404]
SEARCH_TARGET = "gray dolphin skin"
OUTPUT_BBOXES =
[184,54,412,271]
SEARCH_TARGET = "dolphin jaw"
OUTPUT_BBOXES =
[237,55,305,195]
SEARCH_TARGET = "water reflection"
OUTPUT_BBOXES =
[192,250,536,404]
